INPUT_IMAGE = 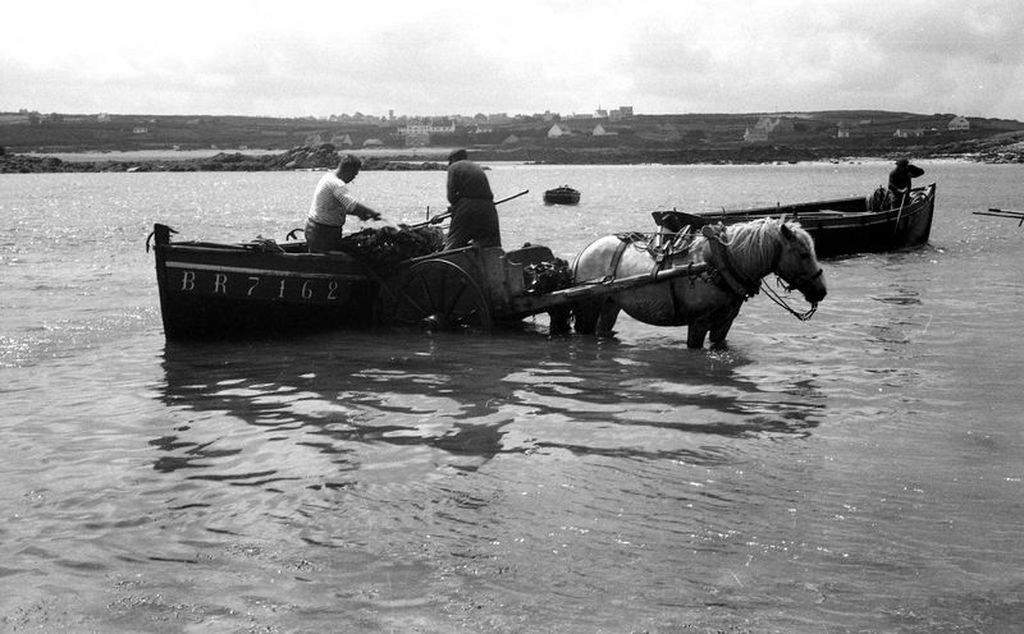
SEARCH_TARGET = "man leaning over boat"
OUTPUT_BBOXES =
[305,154,381,253]
[444,148,501,250]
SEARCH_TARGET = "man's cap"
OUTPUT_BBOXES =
[448,149,468,164]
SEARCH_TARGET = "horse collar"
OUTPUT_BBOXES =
[707,236,759,299]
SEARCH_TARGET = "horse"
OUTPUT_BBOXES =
[567,217,827,348]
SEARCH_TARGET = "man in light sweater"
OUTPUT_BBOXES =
[305,154,381,253]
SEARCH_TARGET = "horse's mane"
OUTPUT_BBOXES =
[720,217,811,268]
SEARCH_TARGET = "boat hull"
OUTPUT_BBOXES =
[152,225,379,340]
[543,187,581,205]
[653,184,936,259]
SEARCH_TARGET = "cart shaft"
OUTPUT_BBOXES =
[505,261,711,317]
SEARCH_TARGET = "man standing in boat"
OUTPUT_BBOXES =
[305,154,381,253]
[444,148,501,250]
[888,157,925,206]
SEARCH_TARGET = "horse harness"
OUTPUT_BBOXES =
[602,228,750,322]
[607,224,820,321]
[613,226,760,300]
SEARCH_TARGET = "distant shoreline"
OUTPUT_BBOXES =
[2,141,1021,174]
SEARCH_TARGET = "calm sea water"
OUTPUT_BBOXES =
[2,161,1024,632]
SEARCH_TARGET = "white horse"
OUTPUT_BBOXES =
[569,218,827,348]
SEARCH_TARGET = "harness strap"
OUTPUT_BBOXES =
[666,276,684,319]
[607,237,630,280]
[703,226,760,299]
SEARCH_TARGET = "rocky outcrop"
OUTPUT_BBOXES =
[0,144,449,173]
[0,153,78,173]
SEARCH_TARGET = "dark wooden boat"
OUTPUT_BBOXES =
[543,185,581,205]
[651,183,936,259]
[148,224,381,339]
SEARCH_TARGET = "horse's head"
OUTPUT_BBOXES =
[774,221,827,304]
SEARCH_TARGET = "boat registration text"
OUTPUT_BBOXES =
[166,262,366,304]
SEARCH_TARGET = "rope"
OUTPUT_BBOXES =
[245,236,286,253]
[760,277,817,321]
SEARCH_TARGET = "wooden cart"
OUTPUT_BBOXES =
[150,224,711,340]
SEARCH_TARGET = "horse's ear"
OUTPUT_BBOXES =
[780,221,794,241]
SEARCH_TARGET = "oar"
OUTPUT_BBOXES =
[495,189,531,205]
[407,189,530,229]
[973,208,1024,227]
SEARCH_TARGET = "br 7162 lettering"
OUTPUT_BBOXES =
[178,270,344,303]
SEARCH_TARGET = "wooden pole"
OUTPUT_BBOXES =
[973,208,1024,227]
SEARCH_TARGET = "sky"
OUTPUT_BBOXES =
[2,0,1023,120]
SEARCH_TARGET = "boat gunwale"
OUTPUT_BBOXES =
[662,183,934,225]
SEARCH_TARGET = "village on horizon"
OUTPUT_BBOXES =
[2,105,1021,162]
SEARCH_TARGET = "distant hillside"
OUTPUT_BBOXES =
[2,109,1023,167]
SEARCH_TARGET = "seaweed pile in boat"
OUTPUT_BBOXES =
[339,225,445,269]
[523,258,573,294]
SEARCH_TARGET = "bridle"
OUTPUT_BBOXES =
[764,234,823,321]
[777,266,824,294]
[761,278,818,321]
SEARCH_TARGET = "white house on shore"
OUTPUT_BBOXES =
[743,116,794,143]
[398,120,456,146]
[547,123,572,138]
[607,106,634,121]
[948,115,970,131]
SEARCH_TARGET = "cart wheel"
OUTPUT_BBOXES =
[390,259,493,332]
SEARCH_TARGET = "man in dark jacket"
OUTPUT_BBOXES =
[888,158,925,205]
[444,149,501,250]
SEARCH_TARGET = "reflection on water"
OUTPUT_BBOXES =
[154,329,826,487]
[138,329,840,630]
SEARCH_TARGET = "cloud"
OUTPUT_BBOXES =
[1,0,1022,119]
[619,0,1024,116]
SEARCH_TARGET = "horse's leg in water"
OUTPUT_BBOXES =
[595,299,621,336]
[709,306,742,349]
[548,306,571,335]
[686,323,709,348]
[572,299,600,334]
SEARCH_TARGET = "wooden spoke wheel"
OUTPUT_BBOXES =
[389,259,493,331]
